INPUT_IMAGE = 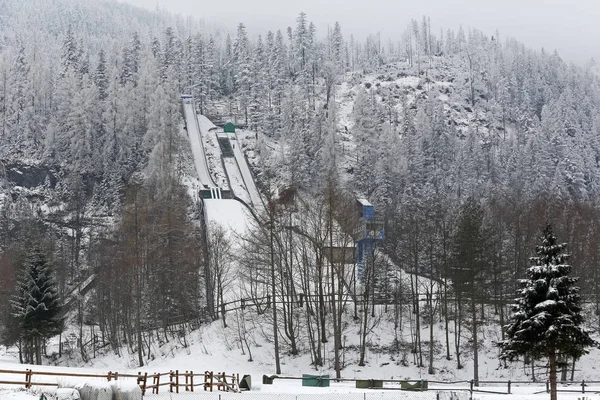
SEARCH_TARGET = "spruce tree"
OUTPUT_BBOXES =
[499,224,595,400]
[11,247,63,365]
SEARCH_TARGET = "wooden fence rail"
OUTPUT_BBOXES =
[0,369,241,395]
[2,369,598,396]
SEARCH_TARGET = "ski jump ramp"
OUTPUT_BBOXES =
[183,98,218,190]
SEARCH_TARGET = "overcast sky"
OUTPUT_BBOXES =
[120,0,600,65]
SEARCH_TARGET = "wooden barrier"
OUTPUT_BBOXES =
[137,372,148,395]
[9,370,590,396]
[203,371,239,392]
[0,369,239,394]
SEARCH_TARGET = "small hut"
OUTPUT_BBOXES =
[224,122,236,133]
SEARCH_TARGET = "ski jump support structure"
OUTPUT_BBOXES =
[181,95,222,199]
[353,198,384,281]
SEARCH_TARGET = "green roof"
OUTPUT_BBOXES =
[224,122,236,132]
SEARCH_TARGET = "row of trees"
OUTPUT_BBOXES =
[231,170,600,383]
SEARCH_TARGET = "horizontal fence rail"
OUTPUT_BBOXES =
[0,369,240,395]
[1,369,598,396]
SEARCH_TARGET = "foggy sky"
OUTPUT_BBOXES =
[120,0,600,66]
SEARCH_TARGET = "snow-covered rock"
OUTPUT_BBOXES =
[110,380,142,400]
[55,388,81,400]
[79,382,112,400]
[438,391,469,400]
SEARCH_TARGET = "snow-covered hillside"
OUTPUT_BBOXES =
[2,1,600,399]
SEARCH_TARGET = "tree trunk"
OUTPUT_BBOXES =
[443,222,451,361]
[549,350,557,400]
[471,294,479,386]
[35,336,41,365]
[270,224,281,374]
[428,301,434,374]
[454,298,462,369]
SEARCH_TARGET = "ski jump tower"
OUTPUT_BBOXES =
[353,199,384,281]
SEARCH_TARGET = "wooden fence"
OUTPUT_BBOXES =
[1,369,597,397]
[0,368,240,395]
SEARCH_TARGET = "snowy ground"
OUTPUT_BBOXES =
[3,310,600,399]
[3,373,600,400]
[204,198,251,237]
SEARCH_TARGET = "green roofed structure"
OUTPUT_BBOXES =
[224,122,236,133]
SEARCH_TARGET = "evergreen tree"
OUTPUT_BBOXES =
[499,224,595,400]
[11,247,63,365]
[449,196,489,378]
[95,50,108,102]
[61,24,79,76]
[330,22,344,73]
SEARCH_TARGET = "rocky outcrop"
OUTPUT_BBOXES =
[3,162,58,189]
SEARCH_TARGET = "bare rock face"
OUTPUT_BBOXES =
[4,162,58,189]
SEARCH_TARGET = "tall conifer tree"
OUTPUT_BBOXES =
[500,225,595,400]
[11,247,63,365]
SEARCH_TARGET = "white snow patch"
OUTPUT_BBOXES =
[204,199,251,237]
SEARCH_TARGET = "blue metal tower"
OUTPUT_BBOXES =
[353,199,384,281]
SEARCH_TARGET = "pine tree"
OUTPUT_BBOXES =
[11,247,63,365]
[95,50,108,102]
[499,224,595,400]
[61,24,79,76]
[330,22,344,73]
[449,196,489,379]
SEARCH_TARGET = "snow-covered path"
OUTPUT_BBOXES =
[183,100,217,188]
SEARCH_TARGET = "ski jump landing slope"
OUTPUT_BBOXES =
[183,100,217,189]
[184,109,256,241]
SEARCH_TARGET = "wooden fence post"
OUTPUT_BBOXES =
[137,372,148,395]
[153,372,160,394]
[176,369,179,393]
[107,371,112,381]
[169,370,174,393]
[507,380,511,394]
[190,370,194,392]
[582,380,585,393]
[546,380,549,393]
[25,369,32,389]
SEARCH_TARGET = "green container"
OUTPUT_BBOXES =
[356,379,383,389]
[400,380,428,391]
[240,375,251,390]
[302,374,330,387]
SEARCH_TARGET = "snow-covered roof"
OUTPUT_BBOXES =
[357,198,372,206]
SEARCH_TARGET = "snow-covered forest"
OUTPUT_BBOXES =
[1,0,600,384]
